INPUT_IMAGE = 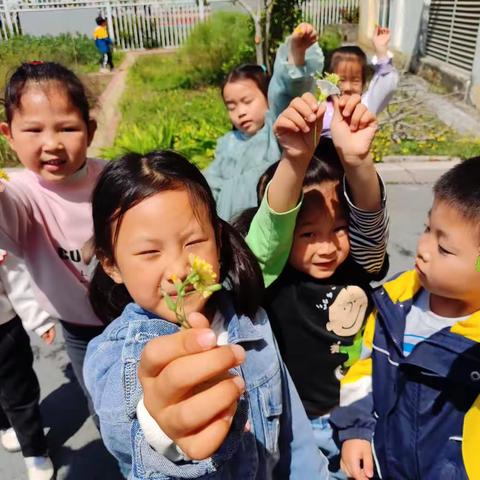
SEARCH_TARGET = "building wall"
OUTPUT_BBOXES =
[19,8,99,37]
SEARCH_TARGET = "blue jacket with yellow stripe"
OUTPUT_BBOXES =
[330,270,480,480]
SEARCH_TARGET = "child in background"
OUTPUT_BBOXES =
[322,26,398,137]
[331,158,480,480]
[204,23,323,220]
[93,16,114,72]
[0,250,56,480]
[243,93,388,478]
[84,151,329,479]
[0,62,106,423]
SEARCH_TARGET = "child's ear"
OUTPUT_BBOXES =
[0,122,13,144]
[100,256,123,284]
[87,118,97,146]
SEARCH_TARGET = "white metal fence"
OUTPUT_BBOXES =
[1,0,360,49]
[302,0,359,34]
[0,0,210,49]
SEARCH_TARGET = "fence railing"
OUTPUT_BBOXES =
[1,0,359,48]
[302,0,359,34]
[0,0,210,49]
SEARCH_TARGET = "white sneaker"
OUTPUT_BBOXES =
[0,427,21,452]
[24,456,54,480]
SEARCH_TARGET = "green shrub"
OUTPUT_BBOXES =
[319,26,342,71]
[0,135,18,168]
[179,12,255,86]
[0,34,123,91]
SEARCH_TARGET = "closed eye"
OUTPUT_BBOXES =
[135,250,160,256]
[186,238,207,247]
[300,232,315,239]
[438,245,453,255]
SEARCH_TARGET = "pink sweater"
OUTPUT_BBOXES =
[0,159,106,327]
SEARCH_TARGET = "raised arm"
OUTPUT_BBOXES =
[362,27,399,115]
[268,23,324,120]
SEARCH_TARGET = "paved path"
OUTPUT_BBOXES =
[87,48,175,158]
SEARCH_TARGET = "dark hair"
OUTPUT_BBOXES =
[328,46,368,86]
[434,157,480,227]
[221,64,270,101]
[95,15,106,26]
[90,150,264,323]
[3,62,90,125]
[232,138,344,234]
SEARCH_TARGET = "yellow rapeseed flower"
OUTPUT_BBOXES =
[188,254,221,298]
[0,170,9,181]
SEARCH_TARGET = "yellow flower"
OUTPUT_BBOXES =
[188,254,221,298]
[0,170,9,181]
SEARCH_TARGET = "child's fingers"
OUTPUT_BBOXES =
[165,376,244,436]
[301,91,320,110]
[358,110,377,131]
[177,408,238,460]
[281,107,311,133]
[158,344,245,402]
[350,103,368,131]
[274,116,300,134]
[290,97,318,123]
[362,446,374,478]
[138,328,217,379]
[341,94,362,118]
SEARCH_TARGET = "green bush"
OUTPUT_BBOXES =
[0,34,123,91]
[179,12,255,86]
[319,26,342,71]
[0,134,17,168]
[104,54,231,168]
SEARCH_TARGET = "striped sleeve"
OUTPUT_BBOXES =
[343,175,389,275]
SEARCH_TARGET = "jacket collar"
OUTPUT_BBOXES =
[375,270,480,354]
[121,292,264,345]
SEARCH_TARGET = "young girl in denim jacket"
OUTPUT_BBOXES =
[84,151,329,479]
[204,23,323,220]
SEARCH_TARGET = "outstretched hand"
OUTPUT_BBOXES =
[330,94,377,167]
[372,26,391,59]
[138,312,246,460]
[290,22,318,66]
[273,92,326,163]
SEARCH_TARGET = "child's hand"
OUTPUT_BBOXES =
[273,92,326,163]
[138,312,246,460]
[41,326,56,345]
[341,439,374,480]
[290,23,318,66]
[373,26,391,60]
[331,94,377,167]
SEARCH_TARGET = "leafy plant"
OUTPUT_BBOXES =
[101,122,175,160]
[318,26,342,70]
[179,12,255,86]
[0,33,123,92]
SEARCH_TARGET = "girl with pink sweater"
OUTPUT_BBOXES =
[0,62,106,422]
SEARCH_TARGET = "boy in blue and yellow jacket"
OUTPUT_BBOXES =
[93,16,113,71]
[331,157,480,480]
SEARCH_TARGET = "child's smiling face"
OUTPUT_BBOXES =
[334,59,364,96]
[415,198,480,316]
[289,181,350,279]
[223,79,268,135]
[103,189,220,322]
[0,82,94,182]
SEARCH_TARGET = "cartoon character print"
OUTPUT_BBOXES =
[316,285,369,374]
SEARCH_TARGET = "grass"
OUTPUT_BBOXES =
[105,54,231,169]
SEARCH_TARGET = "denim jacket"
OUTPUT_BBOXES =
[84,293,329,479]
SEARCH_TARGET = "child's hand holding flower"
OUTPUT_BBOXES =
[290,23,318,67]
